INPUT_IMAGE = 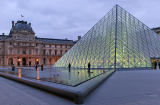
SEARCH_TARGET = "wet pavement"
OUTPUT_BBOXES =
[0,68,107,86]
[85,70,160,105]
[0,69,160,105]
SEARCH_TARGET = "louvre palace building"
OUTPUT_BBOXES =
[0,20,76,67]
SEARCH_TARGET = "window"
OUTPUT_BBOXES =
[22,49,26,54]
[60,45,62,48]
[9,48,12,54]
[49,44,51,48]
[49,58,52,64]
[55,50,57,55]
[36,49,38,55]
[66,45,67,48]
[17,62,20,66]
[43,58,46,64]
[10,42,12,45]
[43,44,45,47]
[23,43,26,46]
[60,50,63,55]
[29,62,31,66]
[36,43,38,46]
[49,49,52,55]
[29,49,32,54]
[17,48,20,54]
[55,45,56,48]
[43,50,46,55]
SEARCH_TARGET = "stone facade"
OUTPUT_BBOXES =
[0,20,75,67]
[152,27,160,35]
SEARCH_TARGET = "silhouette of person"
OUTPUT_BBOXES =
[41,64,44,71]
[12,64,15,71]
[35,64,38,71]
[88,62,91,73]
[68,63,71,72]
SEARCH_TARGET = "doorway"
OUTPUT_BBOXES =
[8,58,13,65]
[29,61,31,66]
[151,59,160,69]
[22,58,26,66]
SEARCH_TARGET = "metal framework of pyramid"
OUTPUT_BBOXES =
[54,5,160,69]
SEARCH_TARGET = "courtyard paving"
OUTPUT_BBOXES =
[0,69,160,105]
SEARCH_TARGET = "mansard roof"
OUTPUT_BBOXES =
[0,34,75,45]
[14,21,33,32]
[10,20,35,35]
[36,37,75,45]
[0,35,10,41]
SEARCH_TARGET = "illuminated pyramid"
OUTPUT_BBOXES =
[54,5,160,69]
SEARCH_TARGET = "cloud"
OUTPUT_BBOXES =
[0,0,159,40]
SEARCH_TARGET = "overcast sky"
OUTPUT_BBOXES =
[0,0,160,40]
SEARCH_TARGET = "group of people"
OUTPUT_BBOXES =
[11,64,44,71]
[11,62,92,72]
[35,64,44,71]
[68,62,91,72]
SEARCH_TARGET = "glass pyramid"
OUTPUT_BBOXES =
[54,5,160,69]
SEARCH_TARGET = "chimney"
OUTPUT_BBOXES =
[78,36,81,40]
[12,21,14,28]
[2,33,4,35]
[28,23,31,26]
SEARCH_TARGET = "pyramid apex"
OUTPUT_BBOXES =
[115,4,120,7]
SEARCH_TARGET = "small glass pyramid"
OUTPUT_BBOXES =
[54,5,160,69]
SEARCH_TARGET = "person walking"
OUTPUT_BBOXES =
[68,63,71,72]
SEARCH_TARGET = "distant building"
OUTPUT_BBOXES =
[152,27,160,34]
[0,20,76,67]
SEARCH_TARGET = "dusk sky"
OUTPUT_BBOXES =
[0,0,160,40]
